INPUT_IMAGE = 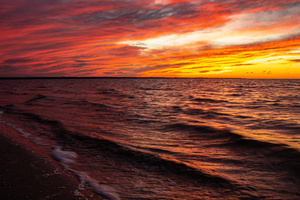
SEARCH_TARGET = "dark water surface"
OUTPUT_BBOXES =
[1,78,299,199]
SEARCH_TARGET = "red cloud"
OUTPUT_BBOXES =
[0,0,299,77]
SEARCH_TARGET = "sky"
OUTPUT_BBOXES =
[0,0,299,78]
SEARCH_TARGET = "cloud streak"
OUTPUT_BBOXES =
[0,0,299,78]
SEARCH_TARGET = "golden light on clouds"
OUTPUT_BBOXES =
[0,0,299,78]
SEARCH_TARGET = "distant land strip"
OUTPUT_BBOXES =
[0,77,254,80]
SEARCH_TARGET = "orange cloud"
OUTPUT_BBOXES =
[0,0,299,78]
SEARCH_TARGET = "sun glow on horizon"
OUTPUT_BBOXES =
[0,0,299,78]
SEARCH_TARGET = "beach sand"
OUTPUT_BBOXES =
[0,123,102,200]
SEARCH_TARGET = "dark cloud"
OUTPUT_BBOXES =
[234,63,255,66]
[213,69,223,72]
[72,68,102,76]
[199,70,210,73]
[34,64,68,73]
[135,4,198,22]
[0,65,18,72]
[187,66,213,69]
[34,71,70,77]
[131,62,194,74]
[289,59,300,62]
[103,71,115,75]
[72,60,89,68]
[109,46,143,57]
[3,58,33,64]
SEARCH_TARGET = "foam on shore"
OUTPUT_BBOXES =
[0,123,103,199]
[51,146,120,200]
[0,125,80,199]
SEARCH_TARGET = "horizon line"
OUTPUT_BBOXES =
[0,76,299,80]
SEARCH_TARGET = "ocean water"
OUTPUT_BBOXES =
[0,78,299,199]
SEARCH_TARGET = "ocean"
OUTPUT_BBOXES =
[0,78,299,199]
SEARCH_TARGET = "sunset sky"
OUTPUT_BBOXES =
[0,0,299,78]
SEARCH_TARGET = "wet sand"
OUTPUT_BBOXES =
[0,124,101,199]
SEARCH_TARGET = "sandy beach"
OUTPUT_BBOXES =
[0,123,101,200]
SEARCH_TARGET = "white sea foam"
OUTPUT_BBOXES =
[30,137,49,146]
[74,171,120,200]
[51,146,120,200]
[51,146,77,166]
[16,128,31,138]
[0,121,31,138]
[2,122,49,146]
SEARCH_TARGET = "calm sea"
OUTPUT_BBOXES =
[0,78,299,199]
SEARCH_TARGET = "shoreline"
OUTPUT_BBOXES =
[0,123,102,199]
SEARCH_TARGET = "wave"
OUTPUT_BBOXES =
[165,123,219,135]
[132,146,177,155]
[3,99,299,198]
[25,94,48,104]
[2,106,121,200]
[166,122,295,152]
[24,94,113,111]
[70,100,112,110]
[2,91,29,95]
[74,171,120,200]
[3,107,235,188]
[97,88,119,94]
[3,106,75,143]
[246,119,300,135]
[69,133,235,188]
[51,146,120,200]
[96,88,134,99]
[182,108,230,119]
[191,96,228,104]
[222,135,300,178]
[51,146,78,166]
[164,122,300,179]
[138,87,173,91]
[220,136,300,179]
